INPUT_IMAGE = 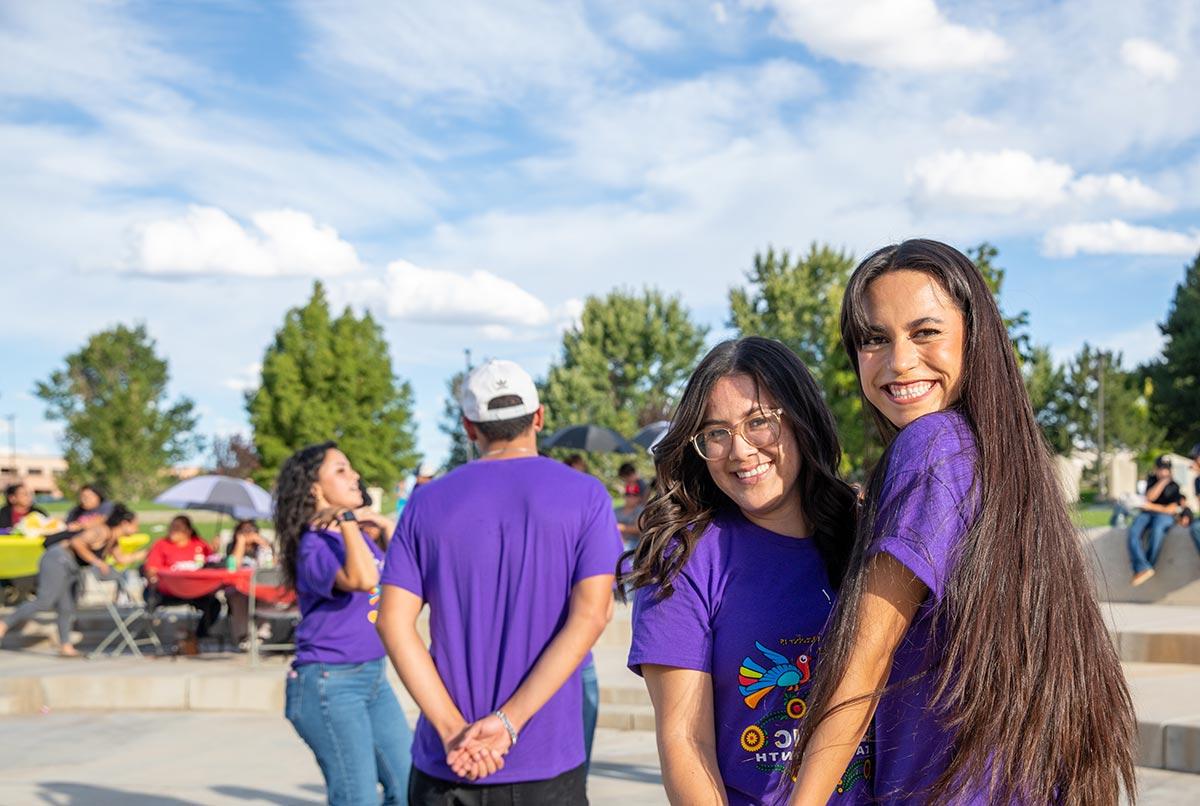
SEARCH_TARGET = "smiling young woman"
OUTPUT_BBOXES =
[619,337,867,805]
[786,240,1136,805]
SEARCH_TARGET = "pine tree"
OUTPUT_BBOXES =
[36,323,200,500]
[438,370,470,472]
[1145,252,1200,450]
[247,282,419,489]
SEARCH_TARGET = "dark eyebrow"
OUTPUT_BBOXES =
[699,404,764,428]
[906,316,944,329]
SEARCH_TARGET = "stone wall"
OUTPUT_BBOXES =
[1084,525,1200,605]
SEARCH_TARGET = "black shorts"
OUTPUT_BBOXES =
[408,763,587,806]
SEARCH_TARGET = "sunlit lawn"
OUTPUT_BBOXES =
[1072,505,1112,529]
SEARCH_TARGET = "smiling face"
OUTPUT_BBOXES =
[857,270,966,429]
[699,374,807,537]
[312,449,363,511]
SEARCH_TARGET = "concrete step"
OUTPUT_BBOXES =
[1104,603,1200,665]
[1126,662,1200,774]
[597,702,656,732]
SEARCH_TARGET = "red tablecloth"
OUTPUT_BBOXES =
[155,568,295,605]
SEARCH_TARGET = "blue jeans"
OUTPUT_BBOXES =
[286,658,412,805]
[1191,521,1200,556]
[581,657,599,770]
[1127,511,1176,574]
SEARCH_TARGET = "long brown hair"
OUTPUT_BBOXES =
[793,240,1136,803]
[617,337,857,599]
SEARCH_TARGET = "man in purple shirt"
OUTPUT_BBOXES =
[378,359,621,805]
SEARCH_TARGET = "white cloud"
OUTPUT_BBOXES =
[908,149,1172,215]
[381,260,552,326]
[1042,220,1200,257]
[712,3,729,24]
[131,206,362,277]
[1120,38,1180,82]
[222,362,263,393]
[612,12,680,51]
[746,0,1009,70]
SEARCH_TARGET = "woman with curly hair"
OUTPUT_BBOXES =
[787,240,1136,804]
[276,442,411,805]
[620,337,866,804]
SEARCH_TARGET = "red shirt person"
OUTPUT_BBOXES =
[142,515,222,640]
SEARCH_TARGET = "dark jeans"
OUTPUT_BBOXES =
[145,586,222,639]
[286,658,413,805]
[1127,511,1176,574]
[409,764,587,806]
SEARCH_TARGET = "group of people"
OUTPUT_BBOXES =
[1123,449,1200,586]
[0,480,277,654]
[274,239,1136,805]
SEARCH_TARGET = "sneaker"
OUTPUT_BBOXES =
[1132,568,1156,587]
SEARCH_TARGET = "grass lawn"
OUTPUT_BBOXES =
[1072,505,1112,529]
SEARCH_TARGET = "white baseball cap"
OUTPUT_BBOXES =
[461,359,540,422]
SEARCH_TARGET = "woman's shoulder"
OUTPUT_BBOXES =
[889,410,976,470]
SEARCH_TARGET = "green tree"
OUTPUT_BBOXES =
[1022,345,1072,454]
[542,288,708,482]
[247,282,419,489]
[36,323,200,500]
[728,244,867,473]
[438,370,470,472]
[1145,251,1200,450]
[968,242,1033,363]
[1062,344,1164,487]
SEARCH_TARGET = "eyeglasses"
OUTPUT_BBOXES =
[690,408,783,461]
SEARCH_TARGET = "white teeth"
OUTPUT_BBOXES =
[736,463,770,479]
[888,381,932,400]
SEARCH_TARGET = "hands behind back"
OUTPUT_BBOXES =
[444,714,513,782]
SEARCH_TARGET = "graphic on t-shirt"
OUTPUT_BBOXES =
[738,641,811,709]
[367,584,380,624]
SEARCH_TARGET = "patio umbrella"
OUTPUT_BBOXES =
[541,424,636,454]
[632,421,671,453]
[154,475,274,520]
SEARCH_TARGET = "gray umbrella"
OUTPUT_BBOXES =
[154,475,274,520]
[541,425,636,454]
[632,420,671,453]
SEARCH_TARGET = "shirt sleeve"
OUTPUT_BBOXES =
[296,533,342,601]
[143,540,167,573]
[380,502,423,598]
[627,545,714,676]
[572,486,624,585]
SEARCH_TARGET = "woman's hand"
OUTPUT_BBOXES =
[353,507,395,536]
[311,506,345,530]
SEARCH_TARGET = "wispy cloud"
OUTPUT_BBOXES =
[746,0,1008,71]
[1120,38,1180,82]
[1042,220,1200,257]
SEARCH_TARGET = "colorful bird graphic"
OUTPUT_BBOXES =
[738,642,811,708]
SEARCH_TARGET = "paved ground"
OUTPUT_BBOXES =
[0,712,662,805]
[0,711,1196,804]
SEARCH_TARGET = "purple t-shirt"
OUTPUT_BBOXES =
[293,527,387,667]
[867,410,981,804]
[382,456,622,784]
[628,511,872,805]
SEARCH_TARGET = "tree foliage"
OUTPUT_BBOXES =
[36,323,200,500]
[728,244,867,473]
[438,370,470,472]
[1021,345,1072,455]
[210,433,261,479]
[1145,251,1200,450]
[247,282,419,489]
[968,242,1033,363]
[541,288,708,481]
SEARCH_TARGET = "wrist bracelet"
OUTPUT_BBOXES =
[493,709,518,746]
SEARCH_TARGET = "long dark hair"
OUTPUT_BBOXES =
[793,240,1136,803]
[617,337,857,598]
[275,441,336,590]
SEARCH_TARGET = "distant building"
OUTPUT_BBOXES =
[0,454,68,499]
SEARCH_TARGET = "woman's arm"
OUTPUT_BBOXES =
[333,522,380,592]
[789,553,927,806]
[643,665,729,806]
[69,526,112,575]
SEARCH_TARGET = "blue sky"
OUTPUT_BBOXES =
[2,0,1198,469]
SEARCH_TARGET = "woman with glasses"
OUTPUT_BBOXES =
[619,337,867,805]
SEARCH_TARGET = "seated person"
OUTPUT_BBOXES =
[1128,456,1185,586]
[65,483,114,529]
[142,515,221,639]
[224,520,276,647]
[0,482,48,531]
[615,485,645,552]
[1189,445,1200,556]
[0,504,142,656]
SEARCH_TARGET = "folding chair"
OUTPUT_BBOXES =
[248,566,298,666]
[87,569,164,659]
